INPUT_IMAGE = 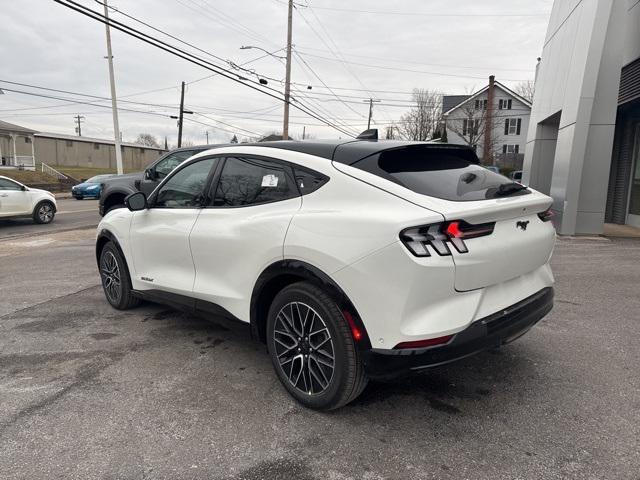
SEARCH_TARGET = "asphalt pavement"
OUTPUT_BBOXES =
[0,198,101,240]
[0,230,639,479]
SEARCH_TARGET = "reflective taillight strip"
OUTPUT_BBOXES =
[400,220,495,257]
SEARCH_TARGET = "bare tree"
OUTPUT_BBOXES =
[513,80,535,103]
[445,102,502,163]
[134,133,160,147]
[397,89,441,141]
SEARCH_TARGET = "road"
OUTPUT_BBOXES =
[0,227,639,479]
[0,198,101,240]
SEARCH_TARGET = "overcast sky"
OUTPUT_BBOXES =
[1,0,552,146]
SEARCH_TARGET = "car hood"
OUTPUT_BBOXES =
[29,187,55,197]
[102,172,144,185]
[74,182,101,189]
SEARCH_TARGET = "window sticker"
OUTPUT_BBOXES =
[261,174,279,187]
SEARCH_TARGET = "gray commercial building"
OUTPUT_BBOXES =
[523,0,640,234]
[0,120,165,173]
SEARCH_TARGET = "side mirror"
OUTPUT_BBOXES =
[125,192,148,211]
[144,168,156,181]
[21,185,28,191]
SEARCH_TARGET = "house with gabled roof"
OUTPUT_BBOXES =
[442,76,532,169]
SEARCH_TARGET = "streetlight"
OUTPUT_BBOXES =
[240,46,286,60]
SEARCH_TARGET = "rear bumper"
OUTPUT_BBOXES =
[362,287,553,379]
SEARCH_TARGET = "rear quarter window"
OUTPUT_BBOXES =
[351,146,528,201]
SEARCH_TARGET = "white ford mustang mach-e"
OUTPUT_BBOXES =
[96,132,555,410]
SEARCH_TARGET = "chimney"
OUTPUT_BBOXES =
[482,75,495,164]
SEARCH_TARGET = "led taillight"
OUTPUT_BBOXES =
[400,220,495,257]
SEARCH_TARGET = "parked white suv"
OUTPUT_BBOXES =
[0,176,57,224]
[96,135,555,410]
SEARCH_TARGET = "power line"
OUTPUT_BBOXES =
[294,5,550,17]
[52,0,356,137]
[294,49,531,82]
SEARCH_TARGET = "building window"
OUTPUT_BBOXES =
[66,140,73,147]
[474,99,487,110]
[93,143,100,150]
[502,144,520,154]
[504,118,522,135]
[24,137,32,144]
[462,118,479,136]
[499,99,513,110]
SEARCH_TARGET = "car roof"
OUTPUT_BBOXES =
[232,140,477,165]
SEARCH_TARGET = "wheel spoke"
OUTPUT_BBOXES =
[309,357,329,389]
[310,335,331,351]
[311,352,334,369]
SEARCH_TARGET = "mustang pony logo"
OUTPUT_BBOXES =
[516,220,530,231]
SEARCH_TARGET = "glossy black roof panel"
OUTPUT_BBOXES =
[253,139,476,165]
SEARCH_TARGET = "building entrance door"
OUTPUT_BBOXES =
[627,124,640,228]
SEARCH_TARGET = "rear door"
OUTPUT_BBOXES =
[189,155,302,321]
[333,145,555,291]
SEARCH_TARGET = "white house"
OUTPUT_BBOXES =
[442,77,532,168]
[523,0,639,234]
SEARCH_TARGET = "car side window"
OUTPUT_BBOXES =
[0,178,22,190]
[212,157,296,207]
[155,150,198,179]
[294,168,329,195]
[153,158,216,208]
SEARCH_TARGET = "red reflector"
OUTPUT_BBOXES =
[342,310,362,342]
[394,335,453,350]
[445,221,463,238]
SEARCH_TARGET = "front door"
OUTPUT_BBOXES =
[129,157,218,294]
[0,178,30,216]
[140,149,201,196]
[627,124,640,228]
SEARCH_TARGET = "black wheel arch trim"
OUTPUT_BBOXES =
[250,259,372,350]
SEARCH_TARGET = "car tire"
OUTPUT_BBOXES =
[266,281,368,410]
[106,203,125,214]
[32,200,55,224]
[75,196,83,200]
[99,241,141,310]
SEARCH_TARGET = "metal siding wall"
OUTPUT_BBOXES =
[619,58,640,105]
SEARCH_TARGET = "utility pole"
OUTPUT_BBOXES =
[363,98,381,130]
[302,126,306,140]
[282,0,293,140]
[178,81,185,148]
[103,0,123,175]
[205,131,209,143]
[74,115,85,137]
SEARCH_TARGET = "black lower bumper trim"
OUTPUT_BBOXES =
[362,287,554,379]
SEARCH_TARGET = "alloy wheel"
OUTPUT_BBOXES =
[38,204,53,223]
[273,301,335,395]
[100,251,122,304]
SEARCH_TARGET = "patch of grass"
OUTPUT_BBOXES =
[0,169,58,185]
[48,165,137,181]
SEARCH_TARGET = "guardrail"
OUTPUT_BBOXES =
[41,163,69,180]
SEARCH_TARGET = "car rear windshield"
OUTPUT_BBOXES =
[350,146,529,201]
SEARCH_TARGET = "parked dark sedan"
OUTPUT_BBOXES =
[71,174,115,200]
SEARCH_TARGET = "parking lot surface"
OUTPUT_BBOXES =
[0,232,639,479]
